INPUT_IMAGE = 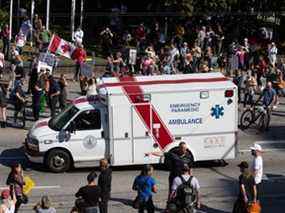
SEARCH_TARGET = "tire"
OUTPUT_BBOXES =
[46,149,71,173]
[258,112,270,132]
[240,109,254,129]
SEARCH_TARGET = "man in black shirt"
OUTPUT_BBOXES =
[75,171,101,213]
[98,159,112,213]
[146,141,193,198]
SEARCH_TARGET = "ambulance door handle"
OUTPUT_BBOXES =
[124,132,128,138]
[145,131,149,137]
[101,131,105,138]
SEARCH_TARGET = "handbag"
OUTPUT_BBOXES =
[247,202,261,213]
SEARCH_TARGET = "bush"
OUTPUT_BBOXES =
[0,9,9,27]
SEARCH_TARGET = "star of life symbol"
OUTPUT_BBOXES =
[83,135,97,149]
[211,105,224,119]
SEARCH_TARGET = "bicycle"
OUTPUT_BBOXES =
[240,105,271,132]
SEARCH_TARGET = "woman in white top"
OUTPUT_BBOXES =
[86,78,97,96]
[0,189,16,213]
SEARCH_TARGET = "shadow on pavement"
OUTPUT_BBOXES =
[200,204,230,213]
[0,147,27,167]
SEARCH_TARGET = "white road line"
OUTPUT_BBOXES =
[0,185,61,190]
[239,140,285,153]
[239,148,285,153]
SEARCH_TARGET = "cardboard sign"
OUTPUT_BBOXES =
[39,53,57,67]
[37,61,53,74]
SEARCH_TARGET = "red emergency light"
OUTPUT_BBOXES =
[225,90,234,97]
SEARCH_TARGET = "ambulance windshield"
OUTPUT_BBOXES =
[48,105,79,131]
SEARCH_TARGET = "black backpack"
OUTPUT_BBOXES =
[175,176,196,208]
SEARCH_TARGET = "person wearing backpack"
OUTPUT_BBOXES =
[132,165,157,213]
[169,164,201,213]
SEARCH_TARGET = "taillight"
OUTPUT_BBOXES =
[225,90,234,97]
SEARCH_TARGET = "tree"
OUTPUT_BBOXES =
[163,0,239,16]
[0,8,9,26]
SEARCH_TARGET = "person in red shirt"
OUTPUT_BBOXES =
[0,24,10,58]
[72,44,87,81]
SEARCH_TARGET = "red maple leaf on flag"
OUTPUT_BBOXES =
[61,43,70,53]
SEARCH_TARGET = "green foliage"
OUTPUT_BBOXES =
[0,9,9,27]
[164,0,239,16]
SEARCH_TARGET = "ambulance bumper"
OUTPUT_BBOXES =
[24,141,45,164]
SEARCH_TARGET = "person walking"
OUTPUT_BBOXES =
[75,171,101,213]
[48,76,60,117]
[146,142,193,198]
[34,195,56,213]
[169,164,201,212]
[6,163,27,213]
[250,144,263,201]
[32,81,42,121]
[233,161,257,213]
[58,74,68,111]
[0,24,10,58]
[13,79,27,126]
[0,84,7,128]
[98,159,112,213]
[0,189,17,213]
[72,44,87,81]
[132,165,157,213]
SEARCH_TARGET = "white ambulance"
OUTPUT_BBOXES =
[25,73,238,172]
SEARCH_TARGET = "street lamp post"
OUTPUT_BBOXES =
[71,0,76,40]
[46,0,50,31]
[80,0,84,28]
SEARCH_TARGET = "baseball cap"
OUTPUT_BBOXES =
[250,143,263,152]
[1,189,10,199]
[238,161,249,168]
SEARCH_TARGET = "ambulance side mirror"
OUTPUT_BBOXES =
[67,121,76,134]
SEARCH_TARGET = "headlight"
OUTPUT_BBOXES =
[43,140,53,144]
[29,137,39,145]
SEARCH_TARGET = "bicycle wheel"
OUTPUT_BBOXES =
[258,112,270,132]
[240,109,254,129]
[20,108,26,128]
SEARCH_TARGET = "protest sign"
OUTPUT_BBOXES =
[39,53,57,67]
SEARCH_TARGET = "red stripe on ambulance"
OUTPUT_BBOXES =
[119,76,173,150]
[99,77,228,89]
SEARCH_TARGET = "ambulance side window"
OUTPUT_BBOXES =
[74,109,101,130]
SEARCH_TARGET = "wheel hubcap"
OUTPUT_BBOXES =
[53,155,65,168]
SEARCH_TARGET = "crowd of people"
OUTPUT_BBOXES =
[0,12,282,213]
[0,142,263,213]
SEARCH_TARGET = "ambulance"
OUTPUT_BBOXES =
[25,73,238,172]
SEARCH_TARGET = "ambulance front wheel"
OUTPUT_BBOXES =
[46,149,72,173]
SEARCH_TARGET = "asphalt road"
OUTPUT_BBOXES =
[0,77,285,212]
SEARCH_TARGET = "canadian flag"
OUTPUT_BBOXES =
[48,35,75,59]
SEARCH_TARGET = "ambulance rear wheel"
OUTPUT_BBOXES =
[46,149,71,173]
